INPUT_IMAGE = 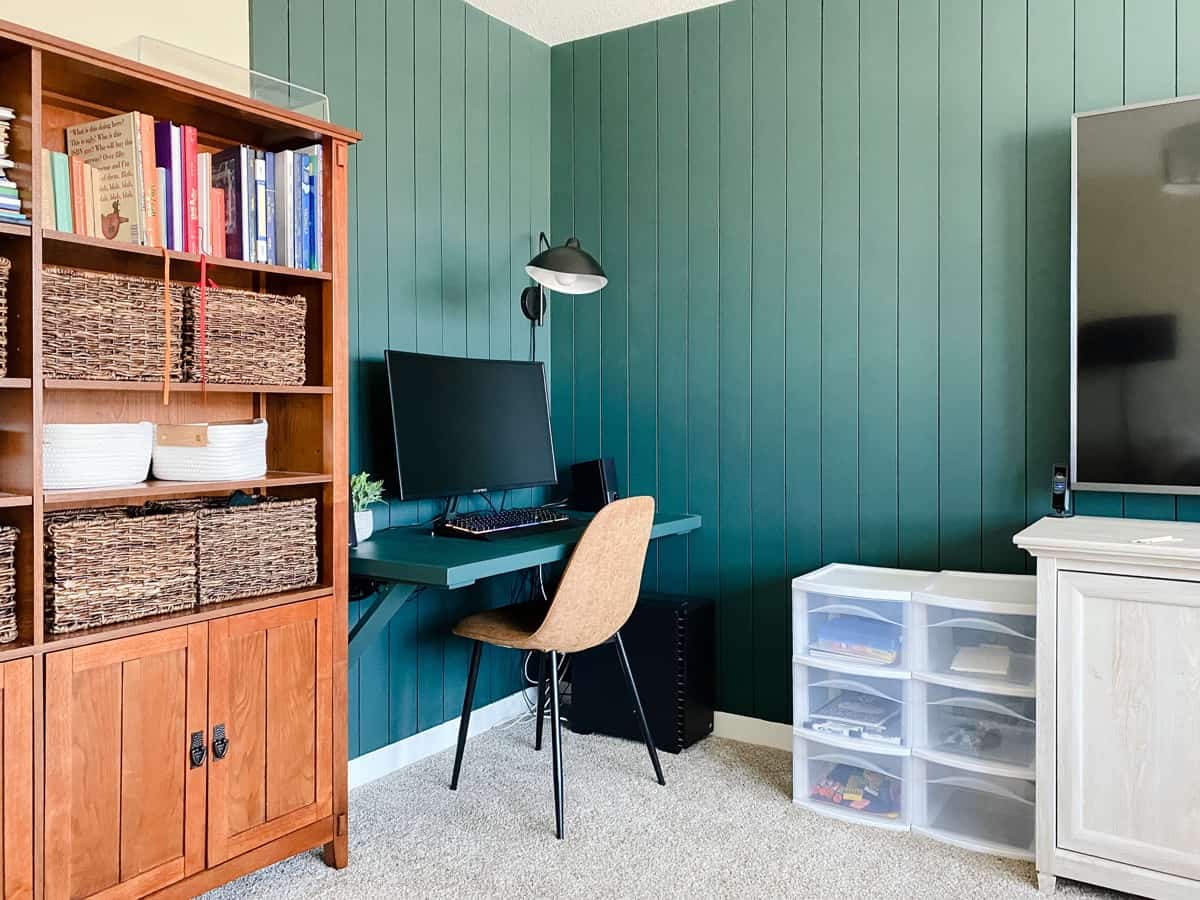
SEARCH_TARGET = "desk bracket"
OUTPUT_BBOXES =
[348,581,422,664]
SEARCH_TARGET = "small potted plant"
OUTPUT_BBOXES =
[351,471,385,541]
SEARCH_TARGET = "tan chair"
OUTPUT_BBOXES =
[448,495,664,839]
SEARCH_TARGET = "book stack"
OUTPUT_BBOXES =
[41,111,323,268]
[211,145,323,268]
[0,107,28,226]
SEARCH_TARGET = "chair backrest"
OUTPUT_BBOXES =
[527,496,655,653]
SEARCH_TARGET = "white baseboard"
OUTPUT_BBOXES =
[712,711,793,752]
[349,689,532,790]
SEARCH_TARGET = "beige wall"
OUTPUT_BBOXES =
[0,0,249,69]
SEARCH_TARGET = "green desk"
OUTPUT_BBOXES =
[347,511,701,663]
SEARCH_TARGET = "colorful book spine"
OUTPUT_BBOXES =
[40,148,55,230]
[293,151,304,268]
[137,113,158,247]
[156,167,168,248]
[253,150,267,263]
[68,156,86,235]
[83,163,97,238]
[298,144,323,269]
[264,150,276,265]
[153,121,179,249]
[209,187,225,258]
[198,152,211,255]
[210,147,244,260]
[299,153,312,270]
[182,125,198,253]
[51,152,72,233]
[274,150,292,268]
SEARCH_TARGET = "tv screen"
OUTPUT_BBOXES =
[1074,97,1200,492]
[384,351,558,500]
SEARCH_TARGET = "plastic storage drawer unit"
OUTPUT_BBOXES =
[793,734,909,831]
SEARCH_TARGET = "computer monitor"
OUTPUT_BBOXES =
[384,350,558,501]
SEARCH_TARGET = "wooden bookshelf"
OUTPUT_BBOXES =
[0,18,359,899]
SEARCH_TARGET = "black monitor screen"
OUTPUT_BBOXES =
[385,351,558,500]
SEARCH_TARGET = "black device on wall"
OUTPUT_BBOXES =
[568,593,714,754]
[1051,463,1073,517]
[570,457,619,512]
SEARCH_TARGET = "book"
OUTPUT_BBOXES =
[253,150,267,263]
[83,163,98,238]
[65,112,144,242]
[68,156,86,235]
[211,146,248,260]
[950,644,1012,677]
[198,152,211,254]
[156,167,168,248]
[812,616,901,666]
[293,150,306,267]
[40,148,55,230]
[50,151,72,232]
[209,187,225,258]
[182,124,198,252]
[274,150,293,267]
[297,143,323,268]
[153,121,182,250]
[299,152,312,269]
[137,112,158,246]
[264,150,276,265]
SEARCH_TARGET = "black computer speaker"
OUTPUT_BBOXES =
[570,457,619,511]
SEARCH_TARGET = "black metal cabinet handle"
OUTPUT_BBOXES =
[212,723,230,760]
[189,731,207,768]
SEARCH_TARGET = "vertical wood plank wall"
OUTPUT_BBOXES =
[550,0,1200,723]
[250,0,551,757]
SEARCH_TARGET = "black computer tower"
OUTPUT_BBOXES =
[568,592,714,753]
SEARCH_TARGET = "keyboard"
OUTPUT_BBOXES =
[439,506,572,539]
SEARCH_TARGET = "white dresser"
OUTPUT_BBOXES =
[1014,516,1200,899]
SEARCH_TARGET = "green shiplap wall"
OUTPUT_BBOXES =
[550,0,1200,724]
[250,0,550,759]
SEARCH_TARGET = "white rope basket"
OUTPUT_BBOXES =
[43,422,154,490]
[151,419,268,482]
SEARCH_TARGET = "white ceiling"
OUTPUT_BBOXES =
[466,0,732,46]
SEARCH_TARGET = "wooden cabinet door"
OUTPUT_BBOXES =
[206,598,332,865]
[0,659,32,900]
[45,626,208,900]
[1057,571,1200,879]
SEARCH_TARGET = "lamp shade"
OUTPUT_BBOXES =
[525,237,607,295]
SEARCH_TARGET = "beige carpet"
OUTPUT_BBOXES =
[206,722,1123,899]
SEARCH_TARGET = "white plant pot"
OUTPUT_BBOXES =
[354,509,374,542]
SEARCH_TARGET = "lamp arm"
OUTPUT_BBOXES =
[538,231,551,251]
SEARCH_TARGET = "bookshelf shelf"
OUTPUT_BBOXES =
[0,222,29,238]
[44,378,332,394]
[42,229,332,282]
[0,378,32,389]
[42,584,334,652]
[0,493,31,509]
[43,470,332,507]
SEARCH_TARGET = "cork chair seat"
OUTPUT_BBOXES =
[448,495,665,840]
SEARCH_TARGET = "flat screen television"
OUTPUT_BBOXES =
[1073,96,1200,493]
[384,350,558,500]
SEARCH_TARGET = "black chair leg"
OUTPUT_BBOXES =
[548,649,565,839]
[534,651,547,751]
[450,640,483,790]
[614,631,666,786]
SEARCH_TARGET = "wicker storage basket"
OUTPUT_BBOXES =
[0,526,18,643]
[44,507,197,634]
[194,497,318,604]
[183,285,306,385]
[42,266,185,381]
[0,256,10,378]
